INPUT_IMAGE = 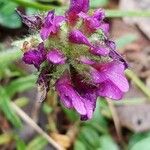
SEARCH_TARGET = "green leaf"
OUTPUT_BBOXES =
[99,135,119,150]
[90,0,109,8]
[5,75,36,97]
[42,103,53,114]
[26,136,48,150]
[62,105,79,122]
[16,138,26,150]
[74,140,86,150]
[130,136,150,150]
[84,100,108,134]
[105,10,150,18]
[0,86,22,128]
[0,1,22,28]
[78,126,100,149]
[129,132,150,149]
[116,34,138,49]
[14,97,29,108]
[0,47,22,67]
[0,133,13,145]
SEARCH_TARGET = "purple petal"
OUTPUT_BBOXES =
[79,56,95,65]
[16,10,42,29]
[100,23,110,34]
[93,9,105,21]
[56,74,87,115]
[106,39,128,68]
[79,12,101,32]
[69,30,91,46]
[97,81,124,100]
[47,49,66,64]
[22,43,46,69]
[80,92,97,120]
[91,61,129,93]
[104,61,129,92]
[71,71,98,120]
[66,0,89,25]
[109,50,128,69]
[90,46,110,56]
[40,11,65,40]
[79,9,106,33]
[105,40,116,50]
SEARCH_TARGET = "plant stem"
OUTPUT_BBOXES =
[10,0,57,10]
[10,0,150,17]
[106,10,150,17]
[126,69,150,100]
[11,102,63,150]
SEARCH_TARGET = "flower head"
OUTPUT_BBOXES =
[47,49,66,64]
[22,43,46,69]
[66,0,89,26]
[79,9,109,34]
[16,10,42,29]
[40,11,66,40]
[90,61,129,99]
[56,71,97,120]
[20,0,129,120]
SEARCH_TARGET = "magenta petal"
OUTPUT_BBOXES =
[47,49,66,64]
[79,56,95,65]
[79,9,106,33]
[79,12,101,31]
[67,0,89,14]
[71,72,98,120]
[90,67,107,84]
[80,92,97,120]
[56,74,87,115]
[22,43,46,69]
[69,30,91,46]
[100,23,109,34]
[93,9,105,21]
[40,11,65,40]
[66,0,89,26]
[105,40,116,50]
[91,61,129,94]
[105,39,128,68]
[104,61,129,92]
[16,10,42,29]
[97,81,124,100]
[90,46,110,56]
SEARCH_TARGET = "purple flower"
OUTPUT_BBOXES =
[56,71,98,120]
[79,9,109,34]
[90,61,129,100]
[79,56,95,65]
[90,45,110,56]
[66,0,89,26]
[22,43,46,69]
[16,10,42,29]
[20,0,129,120]
[56,73,87,115]
[40,11,65,40]
[106,40,128,68]
[69,30,91,46]
[47,49,66,64]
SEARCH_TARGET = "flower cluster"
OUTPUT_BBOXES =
[18,0,129,120]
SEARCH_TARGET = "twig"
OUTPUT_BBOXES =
[126,69,150,100]
[107,99,123,142]
[10,102,63,150]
